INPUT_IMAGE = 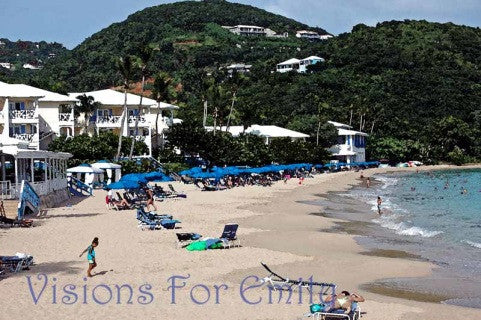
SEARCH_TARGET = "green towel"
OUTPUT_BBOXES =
[186,241,207,251]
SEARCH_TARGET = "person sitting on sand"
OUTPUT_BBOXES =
[79,237,99,277]
[377,196,382,215]
[325,290,365,315]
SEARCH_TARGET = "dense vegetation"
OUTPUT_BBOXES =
[9,0,481,165]
[48,132,149,167]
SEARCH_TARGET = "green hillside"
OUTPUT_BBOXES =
[5,0,481,164]
[35,0,327,91]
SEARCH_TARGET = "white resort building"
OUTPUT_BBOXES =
[68,89,179,156]
[276,56,325,73]
[205,125,309,144]
[328,121,368,163]
[0,81,78,151]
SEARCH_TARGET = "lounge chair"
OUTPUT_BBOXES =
[176,233,202,248]
[0,254,34,273]
[136,209,180,231]
[220,223,240,248]
[259,263,363,320]
[137,207,173,220]
[168,184,187,198]
[308,304,362,320]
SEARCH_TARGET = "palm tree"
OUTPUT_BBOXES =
[151,72,172,151]
[75,94,101,134]
[115,55,136,160]
[128,44,159,159]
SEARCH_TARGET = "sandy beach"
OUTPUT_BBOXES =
[1,166,481,319]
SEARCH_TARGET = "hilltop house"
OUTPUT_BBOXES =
[328,121,367,163]
[68,89,180,156]
[205,125,309,144]
[296,30,333,40]
[225,63,252,74]
[276,56,325,73]
[222,25,287,38]
[223,25,266,36]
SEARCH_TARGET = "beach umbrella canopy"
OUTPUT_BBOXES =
[120,173,149,184]
[144,171,173,182]
[105,180,140,190]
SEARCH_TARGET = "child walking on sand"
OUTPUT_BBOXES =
[79,237,99,277]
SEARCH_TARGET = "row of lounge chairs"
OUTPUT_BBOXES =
[189,169,313,192]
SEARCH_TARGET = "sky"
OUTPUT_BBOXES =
[1,0,480,49]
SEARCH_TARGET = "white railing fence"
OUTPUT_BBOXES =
[9,109,37,119]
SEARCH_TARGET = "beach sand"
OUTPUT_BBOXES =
[1,166,480,319]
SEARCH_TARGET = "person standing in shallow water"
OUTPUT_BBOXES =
[366,177,371,188]
[79,237,99,277]
[377,196,382,215]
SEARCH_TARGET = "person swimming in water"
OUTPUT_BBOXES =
[377,196,382,215]
[79,237,99,277]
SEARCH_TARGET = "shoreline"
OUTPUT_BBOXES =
[1,165,481,319]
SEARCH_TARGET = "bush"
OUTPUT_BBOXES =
[447,146,469,166]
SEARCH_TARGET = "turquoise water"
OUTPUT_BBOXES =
[341,169,481,307]
[375,170,481,252]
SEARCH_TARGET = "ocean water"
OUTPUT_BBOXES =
[336,169,481,308]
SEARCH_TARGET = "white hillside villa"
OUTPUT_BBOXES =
[68,89,180,156]
[328,121,368,163]
[205,125,309,144]
[222,25,287,38]
[223,25,266,36]
[296,30,333,40]
[276,56,325,73]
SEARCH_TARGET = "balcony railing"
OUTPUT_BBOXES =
[9,109,36,120]
[128,115,147,126]
[134,135,147,142]
[96,115,122,125]
[59,113,73,123]
[12,133,36,142]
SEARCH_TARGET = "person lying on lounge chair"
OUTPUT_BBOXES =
[324,290,365,315]
[109,196,130,210]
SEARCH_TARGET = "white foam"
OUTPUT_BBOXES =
[464,240,481,249]
[372,216,442,238]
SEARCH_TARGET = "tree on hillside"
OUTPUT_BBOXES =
[75,94,102,134]
[151,72,173,151]
[115,55,137,160]
[129,44,159,159]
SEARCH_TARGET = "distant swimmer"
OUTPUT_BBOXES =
[377,196,382,215]
[410,187,416,191]
[462,188,468,195]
